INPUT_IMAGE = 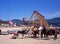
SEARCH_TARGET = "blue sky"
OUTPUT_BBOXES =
[0,0,60,20]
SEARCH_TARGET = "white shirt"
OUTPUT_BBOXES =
[38,26,43,30]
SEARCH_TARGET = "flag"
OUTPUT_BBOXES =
[9,20,13,25]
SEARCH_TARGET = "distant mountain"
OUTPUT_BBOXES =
[47,17,60,26]
[0,20,9,24]
[11,19,25,25]
[6,19,30,25]
[5,17,60,26]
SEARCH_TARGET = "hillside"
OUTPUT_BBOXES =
[47,17,60,26]
[11,19,25,25]
[5,17,60,26]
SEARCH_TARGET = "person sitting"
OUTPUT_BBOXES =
[11,31,18,39]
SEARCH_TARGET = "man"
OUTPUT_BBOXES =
[41,25,46,38]
[38,26,43,38]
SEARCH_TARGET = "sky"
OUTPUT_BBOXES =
[0,0,60,20]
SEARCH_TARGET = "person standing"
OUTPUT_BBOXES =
[0,29,1,35]
[38,26,43,38]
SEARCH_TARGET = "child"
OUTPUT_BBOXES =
[11,31,18,39]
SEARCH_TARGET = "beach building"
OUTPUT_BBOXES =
[0,20,9,26]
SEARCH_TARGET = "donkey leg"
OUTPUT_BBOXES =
[54,30,57,40]
[45,31,49,40]
[41,31,43,38]
[46,34,49,40]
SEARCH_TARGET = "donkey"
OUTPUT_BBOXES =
[17,28,34,38]
[41,26,57,40]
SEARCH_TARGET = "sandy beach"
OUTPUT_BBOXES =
[0,26,60,44]
[0,34,60,44]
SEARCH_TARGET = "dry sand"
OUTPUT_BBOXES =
[0,26,60,44]
[0,34,60,44]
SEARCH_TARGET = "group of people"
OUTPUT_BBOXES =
[0,25,57,40]
[12,25,48,39]
[31,25,47,38]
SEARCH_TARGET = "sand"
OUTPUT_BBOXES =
[0,26,60,44]
[0,34,60,44]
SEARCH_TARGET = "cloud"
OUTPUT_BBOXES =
[45,11,60,19]
[54,12,60,16]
